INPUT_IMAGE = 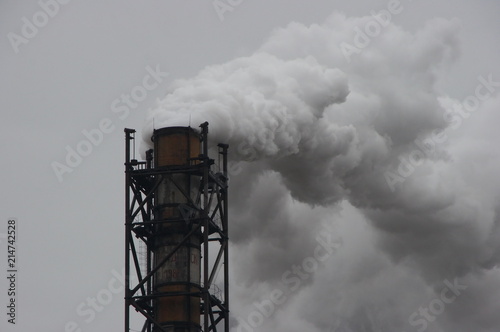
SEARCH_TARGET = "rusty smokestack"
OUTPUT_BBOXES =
[152,127,201,331]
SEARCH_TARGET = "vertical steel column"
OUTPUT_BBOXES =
[124,128,135,332]
[200,122,210,332]
[146,148,153,332]
[219,144,229,332]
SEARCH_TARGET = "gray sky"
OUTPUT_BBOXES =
[1,1,500,331]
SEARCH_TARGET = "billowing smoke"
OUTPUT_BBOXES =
[142,12,500,332]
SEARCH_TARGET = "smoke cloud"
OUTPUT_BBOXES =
[143,12,500,332]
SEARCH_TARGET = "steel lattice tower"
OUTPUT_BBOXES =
[124,122,229,332]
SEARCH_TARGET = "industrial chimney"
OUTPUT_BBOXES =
[153,126,202,331]
[124,123,229,332]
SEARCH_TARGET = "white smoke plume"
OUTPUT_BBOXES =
[142,12,500,332]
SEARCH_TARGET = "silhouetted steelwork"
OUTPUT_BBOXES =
[124,123,229,332]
